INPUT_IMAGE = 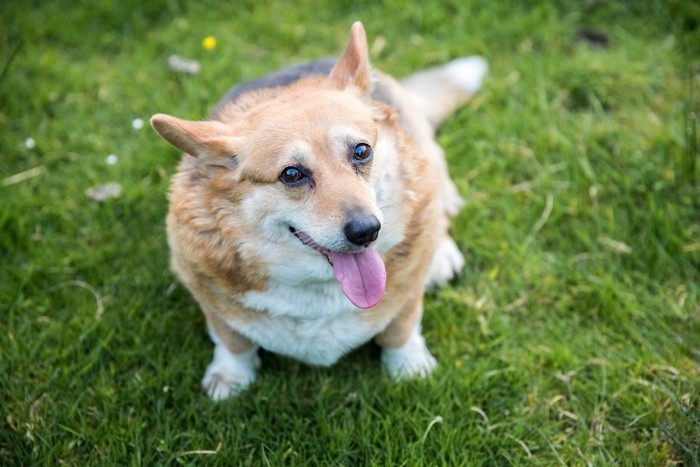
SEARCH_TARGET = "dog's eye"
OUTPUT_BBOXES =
[279,166,305,185]
[353,143,373,162]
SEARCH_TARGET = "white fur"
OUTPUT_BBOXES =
[202,343,261,401]
[381,331,437,379]
[427,236,465,288]
[400,55,487,129]
[237,282,395,365]
[242,279,354,318]
[445,56,488,94]
[422,139,464,218]
[369,131,406,252]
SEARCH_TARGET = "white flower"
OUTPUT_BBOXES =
[132,118,144,130]
[25,137,35,149]
[106,154,118,165]
[85,182,122,202]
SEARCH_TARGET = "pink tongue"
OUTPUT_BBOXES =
[330,247,386,309]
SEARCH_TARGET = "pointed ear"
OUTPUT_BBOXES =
[150,114,240,168]
[329,21,373,96]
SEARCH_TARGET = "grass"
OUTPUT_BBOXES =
[1,0,699,464]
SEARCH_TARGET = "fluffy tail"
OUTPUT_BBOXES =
[400,56,487,129]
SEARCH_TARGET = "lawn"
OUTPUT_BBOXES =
[1,0,699,464]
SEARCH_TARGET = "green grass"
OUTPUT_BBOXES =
[1,0,699,464]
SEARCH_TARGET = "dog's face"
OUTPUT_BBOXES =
[152,23,394,309]
[237,87,383,253]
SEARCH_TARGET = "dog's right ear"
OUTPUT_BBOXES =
[329,21,372,97]
[150,114,240,168]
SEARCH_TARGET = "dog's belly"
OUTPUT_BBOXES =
[227,282,393,366]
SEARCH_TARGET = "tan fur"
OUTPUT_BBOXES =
[151,22,484,398]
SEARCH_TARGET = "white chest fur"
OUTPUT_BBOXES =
[228,279,393,366]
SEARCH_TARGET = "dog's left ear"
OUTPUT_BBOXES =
[329,21,373,96]
[150,114,241,168]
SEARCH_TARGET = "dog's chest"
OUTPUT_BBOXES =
[228,281,393,366]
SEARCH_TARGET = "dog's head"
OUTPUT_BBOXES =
[152,23,397,309]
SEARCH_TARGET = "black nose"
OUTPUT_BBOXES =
[344,215,381,246]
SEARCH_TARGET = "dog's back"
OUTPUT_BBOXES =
[212,54,487,139]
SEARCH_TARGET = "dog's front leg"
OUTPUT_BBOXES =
[376,291,437,380]
[200,306,260,401]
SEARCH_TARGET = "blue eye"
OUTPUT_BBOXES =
[353,143,372,162]
[280,166,305,185]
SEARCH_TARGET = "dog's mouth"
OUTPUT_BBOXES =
[289,226,386,309]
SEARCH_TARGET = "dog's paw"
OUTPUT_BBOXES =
[427,236,465,289]
[381,333,437,380]
[442,181,465,218]
[201,345,260,401]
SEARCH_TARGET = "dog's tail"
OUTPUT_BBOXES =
[400,56,487,129]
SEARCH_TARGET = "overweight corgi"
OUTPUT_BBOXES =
[151,22,486,400]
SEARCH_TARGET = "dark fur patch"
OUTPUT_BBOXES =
[211,58,395,118]
[188,170,208,184]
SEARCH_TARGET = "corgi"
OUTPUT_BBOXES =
[151,22,487,400]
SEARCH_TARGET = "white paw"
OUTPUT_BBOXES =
[201,345,260,401]
[381,333,437,380]
[427,236,465,289]
[445,56,488,94]
[443,181,465,218]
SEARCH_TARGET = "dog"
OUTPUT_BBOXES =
[151,22,486,400]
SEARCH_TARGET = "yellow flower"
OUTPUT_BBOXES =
[202,36,217,50]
